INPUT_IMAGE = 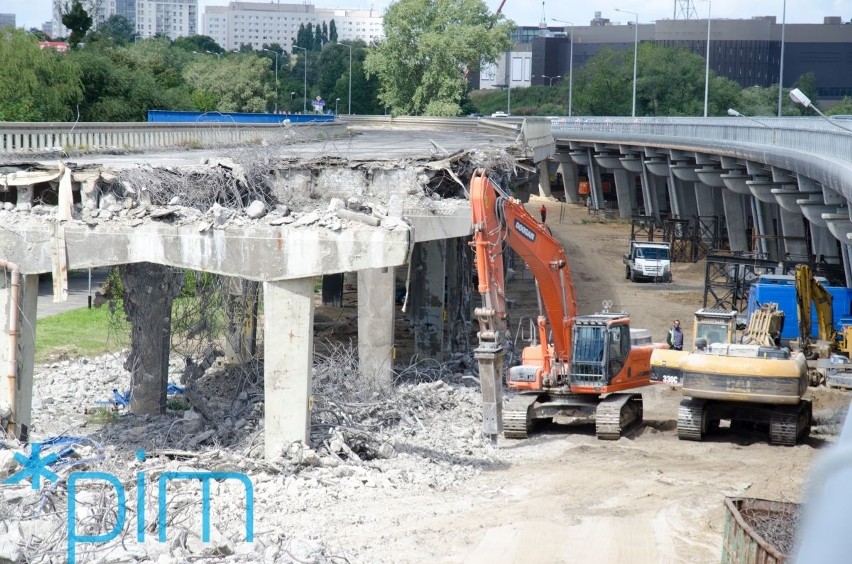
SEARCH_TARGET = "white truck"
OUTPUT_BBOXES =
[623,240,672,282]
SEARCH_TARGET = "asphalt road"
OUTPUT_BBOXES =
[37,268,109,319]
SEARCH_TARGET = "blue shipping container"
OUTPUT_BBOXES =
[746,275,852,341]
[147,110,334,124]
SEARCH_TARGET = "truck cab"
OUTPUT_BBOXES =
[623,241,672,282]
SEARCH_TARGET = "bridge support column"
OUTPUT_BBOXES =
[722,190,749,252]
[357,267,395,389]
[640,161,659,219]
[410,240,446,360]
[613,169,633,219]
[15,185,33,212]
[223,278,259,364]
[586,149,604,210]
[537,160,552,198]
[695,183,717,217]
[779,209,809,261]
[263,277,315,458]
[0,273,37,441]
[811,224,839,264]
[444,237,471,354]
[559,162,580,203]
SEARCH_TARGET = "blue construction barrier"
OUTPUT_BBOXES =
[147,110,335,124]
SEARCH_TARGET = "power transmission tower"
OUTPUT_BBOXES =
[673,0,698,20]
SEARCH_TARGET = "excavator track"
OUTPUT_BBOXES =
[503,394,540,439]
[769,400,812,446]
[595,394,643,440]
[677,398,707,441]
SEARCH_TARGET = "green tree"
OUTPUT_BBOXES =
[0,28,82,120]
[365,0,512,116]
[826,97,852,116]
[322,22,329,44]
[184,53,273,112]
[329,20,338,43]
[314,24,323,51]
[572,47,631,115]
[318,43,349,100]
[98,15,136,45]
[172,35,223,54]
[794,72,817,104]
[61,0,93,48]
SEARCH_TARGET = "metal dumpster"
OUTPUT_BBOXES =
[721,497,799,564]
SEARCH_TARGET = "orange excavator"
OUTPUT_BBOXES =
[470,170,666,440]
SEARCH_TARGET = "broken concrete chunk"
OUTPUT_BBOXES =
[293,210,320,227]
[275,204,290,216]
[245,200,267,219]
[346,196,363,210]
[129,219,143,227]
[2,202,12,211]
[98,209,114,221]
[327,198,345,213]
[168,196,181,206]
[197,220,212,232]
[336,208,380,226]
[99,192,119,210]
[150,208,175,219]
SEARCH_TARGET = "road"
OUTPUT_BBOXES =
[36,268,109,319]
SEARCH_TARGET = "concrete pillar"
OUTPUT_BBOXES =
[694,184,716,217]
[722,190,749,252]
[411,240,447,360]
[640,160,659,219]
[811,224,838,263]
[15,185,33,211]
[357,267,395,389]
[0,274,37,441]
[559,161,580,203]
[263,277,315,458]
[537,160,552,198]
[844,246,852,289]
[586,148,605,210]
[445,237,472,354]
[613,169,633,219]
[779,209,809,261]
[223,278,259,364]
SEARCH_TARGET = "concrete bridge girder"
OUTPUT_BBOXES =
[823,211,852,245]
[798,200,838,228]
[746,179,783,204]
[695,166,727,188]
[772,187,820,213]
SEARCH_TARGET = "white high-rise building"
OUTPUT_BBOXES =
[203,2,384,53]
[51,0,197,41]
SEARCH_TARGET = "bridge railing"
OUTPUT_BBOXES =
[0,121,346,154]
[551,116,852,165]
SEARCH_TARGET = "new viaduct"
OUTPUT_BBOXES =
[1,115,850,458]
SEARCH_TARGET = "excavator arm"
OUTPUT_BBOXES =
[795,264,836,346]
[470,170,577,368]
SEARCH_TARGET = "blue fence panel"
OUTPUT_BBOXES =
[147,110,334,124]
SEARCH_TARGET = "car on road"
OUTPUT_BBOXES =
[491,111,509,118]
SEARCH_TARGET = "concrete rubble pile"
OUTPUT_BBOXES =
[0,350,497,563]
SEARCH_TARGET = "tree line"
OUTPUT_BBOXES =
[3,0,850,121]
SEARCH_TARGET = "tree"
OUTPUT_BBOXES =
[184,53,273,112]
[61,0,93,47]
[826,97,852,116]
[322,22,329,45]
[365,0,512,116]
[0,28,81,121]
[95,15,136,45]
[329,20,338,43]
[172,35,223,54]
[314,24,323,51]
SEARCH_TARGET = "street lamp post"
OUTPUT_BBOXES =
[615,9,639,117]
[292,45,308,113]
[536,74,562,86]
[339,43,353,115]
[552,19,574,117]
[727,108,770,128]
[789,88,852,133]
[700,0,711,117]
[335,97,340,115]
[262,48,279,113]
[777,0,787,117]
[205,50,221,59]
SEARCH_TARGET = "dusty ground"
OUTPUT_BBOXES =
[299,200,850,563]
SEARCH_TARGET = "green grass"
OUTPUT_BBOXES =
[36,305,129,363]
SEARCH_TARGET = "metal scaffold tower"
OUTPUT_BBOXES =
[673,0,698,19]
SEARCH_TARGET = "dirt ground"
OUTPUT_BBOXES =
[304,200,851,563]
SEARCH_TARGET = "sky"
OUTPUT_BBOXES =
[5,0,851,31]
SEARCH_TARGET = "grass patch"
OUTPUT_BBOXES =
[85,406,119,425]
[36,305,128,363]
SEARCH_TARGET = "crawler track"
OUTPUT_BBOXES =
[595,394,643,440]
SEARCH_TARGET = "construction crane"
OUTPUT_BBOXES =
[470,170,666,440]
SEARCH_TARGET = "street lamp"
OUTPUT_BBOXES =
[615,8,639,117]
[339,42,353,115]
[262,48,279,113]
[335,97,340,115]
[205,50,221,58]
[727,108,770,128]
[292,45,308,113]
[552,18,574,117]
[699,0,711,117]
[777,0,787,117]
[537,74,562,86]
[789,88,852,133]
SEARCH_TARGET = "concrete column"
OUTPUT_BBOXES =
[559,161,580,203]
[223,278,259,364]
[15,185,33,211]
[411,240,447,360]
[694,184,716,217]
[811,224,838,263]
[445,237,471,354]
[844,245,852,289]
[586,149,604,210]
[722,190,749,252]
[357,267,395,389]
[0,274,37,441]
[263,277,315,458]
[640,160,658,219]
[537,160,552,198]
[779,209,809,261]
[613,169,633,219]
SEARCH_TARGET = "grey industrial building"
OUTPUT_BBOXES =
[488,15,852,101]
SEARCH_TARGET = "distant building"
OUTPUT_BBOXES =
[0,13,16,29]
[39,41,70,52]
[51,0,197,41]
[202,2,384,52]
[41,20,53,37]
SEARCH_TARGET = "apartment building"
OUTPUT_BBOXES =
[51,0,197,40]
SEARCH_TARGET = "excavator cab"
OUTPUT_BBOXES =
[570,311,633,389]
